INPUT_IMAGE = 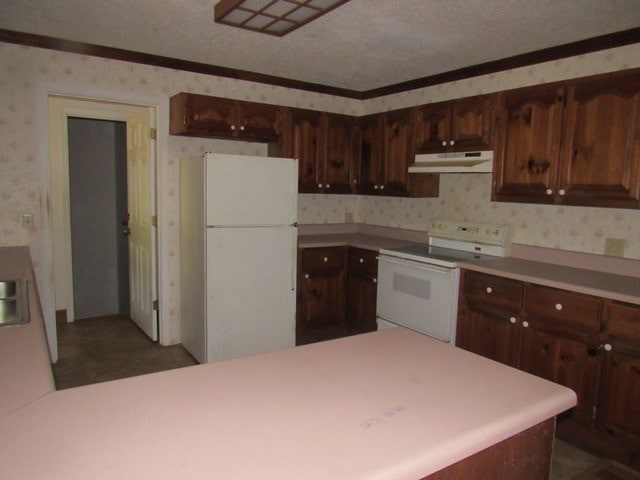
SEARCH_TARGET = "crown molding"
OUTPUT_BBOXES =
[1,26,640,100]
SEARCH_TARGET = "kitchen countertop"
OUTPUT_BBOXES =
[0,247,55,418]
[299,228,639,306]
[461,257,640,306]
[0,327,576,479]
[0,246,576,479]
[298,232,418,251]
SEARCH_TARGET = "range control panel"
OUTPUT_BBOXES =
[429,219,512,247]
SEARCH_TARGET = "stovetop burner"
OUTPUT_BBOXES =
[378,219,512,268]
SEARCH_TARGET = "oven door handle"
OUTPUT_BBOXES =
[377,255,452,274]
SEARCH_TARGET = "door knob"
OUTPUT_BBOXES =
[123,228,131,236]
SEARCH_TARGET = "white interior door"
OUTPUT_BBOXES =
[126,108,157,340]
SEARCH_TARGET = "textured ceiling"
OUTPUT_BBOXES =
[1,0,640,91]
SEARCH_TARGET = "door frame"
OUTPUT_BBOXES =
[49,96,143,324]
[37,83,171,362]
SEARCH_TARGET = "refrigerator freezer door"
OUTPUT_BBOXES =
[205,153,298,226]
[206,226,296,363]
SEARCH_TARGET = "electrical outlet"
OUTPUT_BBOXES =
[21,213,34,230]
[604,238,626,257]
[345,211,354,223]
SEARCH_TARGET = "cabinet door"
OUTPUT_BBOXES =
[345,248,378,334]
[355,114,384,195]
[324,113,356,194]
[383,108,414,196]
[415,102,451,154]
[171,93,237,137]
[296,248,347,345]
[457,304,520,367]
[598,302,640,450]
[493,86,565,203]
[237,101,281,142]
[558,73,640,208]
[288,109,324,194]
[450,96,493,151]
[519,323,599,425]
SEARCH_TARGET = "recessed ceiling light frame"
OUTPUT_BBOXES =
[214,0,351,36]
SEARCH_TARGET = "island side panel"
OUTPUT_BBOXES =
[422,418,555,480]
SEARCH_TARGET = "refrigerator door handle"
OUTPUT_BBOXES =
[291,226,297,292]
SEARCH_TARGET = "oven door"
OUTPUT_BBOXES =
[376,255,459,343]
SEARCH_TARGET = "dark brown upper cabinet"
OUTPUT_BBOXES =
[170,92,282,142]
[354,110,438,198]
[558,72,640,208]
[283,109,355,194]
[492,85,565,204]
[493,70,640,209]
[323,113,356,194]
[415,96,493,154]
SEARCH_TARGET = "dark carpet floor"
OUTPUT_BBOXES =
[51,314,198,390]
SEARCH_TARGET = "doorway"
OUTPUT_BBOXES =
[67,117,130,319]
[48,96,159,355]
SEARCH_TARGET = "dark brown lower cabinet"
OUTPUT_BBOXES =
[345,248,378,335]
[297,246,378,345]
[296,247,347,345]
[518,325,599,425]
[457,269,640,470]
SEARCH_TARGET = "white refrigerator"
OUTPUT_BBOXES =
[180,153,298,363]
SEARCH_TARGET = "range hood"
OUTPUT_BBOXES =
[409,150,494,173]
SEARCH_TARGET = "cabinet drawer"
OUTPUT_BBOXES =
[347,248,378,276]
[301,247,345,271]
[524,284,602,332]
[605,301,640,344]
[462,271,524,311]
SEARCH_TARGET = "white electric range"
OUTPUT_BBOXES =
[376,219,511,343]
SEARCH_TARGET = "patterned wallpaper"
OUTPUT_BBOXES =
[0,41,639,349]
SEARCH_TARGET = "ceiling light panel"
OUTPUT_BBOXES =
[214,0,352,36]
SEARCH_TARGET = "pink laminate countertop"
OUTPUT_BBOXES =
[0,328,575,480]
[298,233,419,251]
[0,247,55,418]
[462,257,640,305]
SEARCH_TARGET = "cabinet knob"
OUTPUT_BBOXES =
[359,258,364,263]
[353,179,358,184]
[318,183,323,188]
[380,185,385,190]
[323,257,328,262]
[240,125,245,131]
[304,274,309,279]
[374,185,379,190]
[442,141,447,146]
[486,287,492,293]
[603,343,612,352]
[509,317,516,324]
[325,184,330,188]
[558,189,565,196]
[555,303,563,311]
[373,278,377,283]
[230,125,236,131]
[449,140,455,146]
[546,189,553,195]
[522,321,529,328]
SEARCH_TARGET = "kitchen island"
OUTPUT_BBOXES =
[0,247,576,479]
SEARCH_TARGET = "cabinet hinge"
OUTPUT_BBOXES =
[151,215,158,227]
[149,128,157,140]
[152,300,159,311]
